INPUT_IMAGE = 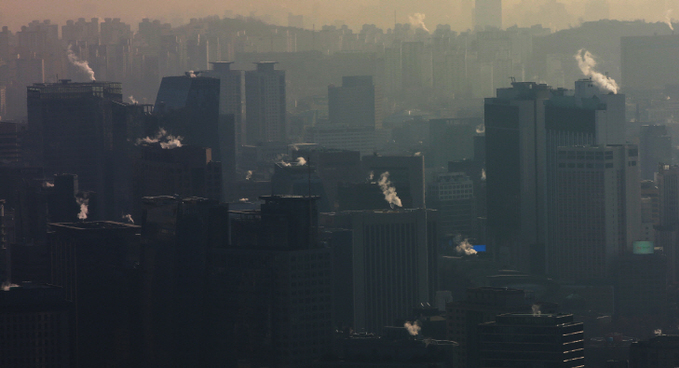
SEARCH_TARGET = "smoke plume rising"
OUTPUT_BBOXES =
[408,13,430,33]
[122,214,134,224]
[476,124,485,134]
[532,304,542,316]
[245,170,253,180]
[574,49,619,94]
[666,10,674,31]
[455,236,477,256]
[404,321,421,336]
[481,168,486,181]
[295,156,307,166]
[77,197,89,220]
[66,45,95,81]
[136,128,183,149]
[378,172,403,208]
[128,95,138,104]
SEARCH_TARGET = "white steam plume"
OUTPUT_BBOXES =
[368,171,374,181]
[655,328,663,336]
[455,236,477,256]
[532,304,542,316]
[77,197,89,220]
[404,321,421,336]
[128,95,138,104]
[295,156,307,166]
[408,13,430,33]
[574,49,619,94]
[43,181,54,188]
[476,124,485,134]
[136,128,183,149]
[122,214,134,224]
[481,168,486,181]
[245,170,253,180]
[378,172,403,208]
[666,10,674,31]
[66,45,95,81]
[1,282,18,292]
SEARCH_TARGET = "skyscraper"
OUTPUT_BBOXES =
[328,208,438,334]
[551,145,641,282]
[245,62,286,144]
[26,80,132,219]
[328,75,382,129]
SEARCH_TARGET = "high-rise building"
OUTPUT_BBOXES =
[327,208,438,334]
[639,124,672,180]
[328,75,382,129]
[629,335,679,368]
[478,313,584,368]
[485,80,626,273]
[0,283,72,368]
[49,221,141,368]
[427,172,476,238]
[132,145,221,216]
[26,80,133,220]
[208,196,333,367]
[446,287,529,368]
[200,62,243,192]
[485,82,552,271]
[551,145,641,282]
[245,62,286,144]
[475,0,502,30]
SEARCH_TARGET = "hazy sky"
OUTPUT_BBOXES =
[1,0,678,33]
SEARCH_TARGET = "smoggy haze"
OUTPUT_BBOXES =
[2,0,679,32]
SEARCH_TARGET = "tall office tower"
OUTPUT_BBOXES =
[485,82,552,272]
[551,145,641,282]
[639,124,672,180]
[478,314,584,367]
[132,145,221,217]
[659,164,679,226]
[362,154,425,209]
[139,196,230,368]
[26,80,129,220]
[202,61,243,144]
[328,76,382,129]
[245,62,286,145]
[0,121,24,163]
[49,221,141,368]
[208,196,333,367]
[427,172,476,239]
[629,335,679,368]
[446,287,529,368]
[622,35,679,92]
[486,80,626,273]
[328,208,438,334]
[475,0,502,30]
[0,284,72,368]
[154,73,222,154]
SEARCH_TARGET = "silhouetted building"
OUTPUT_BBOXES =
[630,335,679,368]
[328,75,382,129]
[132,145,221,217]
[639,124,672,180]
[153,73,223,160]
[27,80,125,220]
[327,208,438,334]
[49,221,141,368]
[0,283,72,368]
[245,62,286,144]
[139,196,228,367]
[479,313,585,368]
[428,118,481,168]
[428,172,476,239]
[446,287,529,368]
[0,121,24,163]
[615,253,667,321]
[551,145,641,282]
[209,196,333,367]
